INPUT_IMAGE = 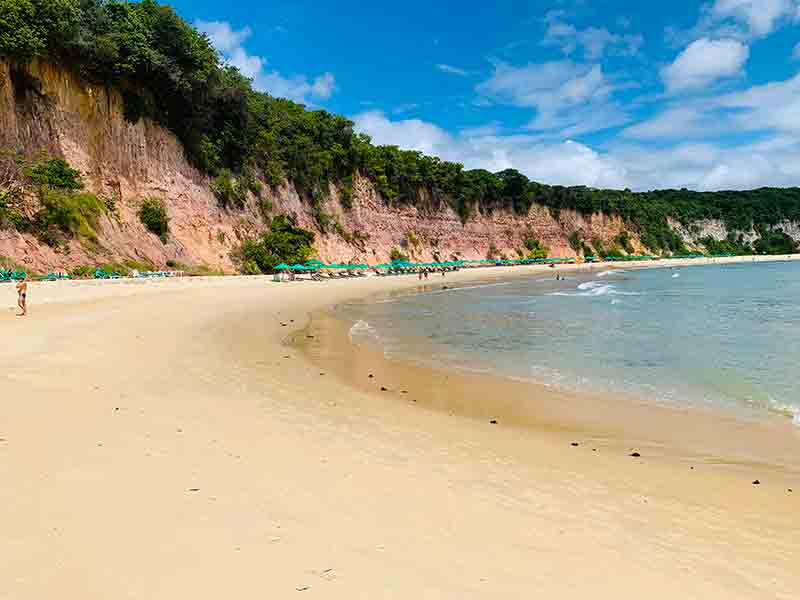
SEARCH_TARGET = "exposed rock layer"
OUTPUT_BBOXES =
[0,59,643,272]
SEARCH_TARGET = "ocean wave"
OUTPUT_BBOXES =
[549,281,641,297]
[349,320,381,343]
[596,269,625,278]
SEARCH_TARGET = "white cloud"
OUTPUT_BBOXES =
[354,111,800,192]
[627,72,800,142]
[437,64,470,76]
[196,20,252,53]
[711,0,799,37]
[476,61,629,136]
[609,138,800,191]
[543,13,643,60]
[622,106,715,139]
[195,20,336,105]
[352,110,629,188]
[718,73,800,132]
[670,0,800,45]
[352,111,453,157]
[661,38,749,92]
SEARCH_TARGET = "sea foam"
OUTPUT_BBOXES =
[549,280,640,297]
[349,320,380,343]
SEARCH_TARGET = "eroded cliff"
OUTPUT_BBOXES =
[0,59,644,273]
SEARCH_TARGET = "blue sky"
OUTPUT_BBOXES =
[170,0,800,191]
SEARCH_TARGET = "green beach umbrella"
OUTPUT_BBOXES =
[275,263,291,270]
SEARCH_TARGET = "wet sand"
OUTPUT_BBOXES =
[1,256,799,599]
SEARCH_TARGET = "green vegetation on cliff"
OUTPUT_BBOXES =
[0,154,109,246]
[3,0,800,254]
[233,215,315,274]
[138,197,169,243]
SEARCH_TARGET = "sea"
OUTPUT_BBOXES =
[339,261,800,423]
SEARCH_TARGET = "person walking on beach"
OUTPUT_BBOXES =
[16,273,28,317]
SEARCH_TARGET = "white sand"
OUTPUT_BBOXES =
[1,257,798,599]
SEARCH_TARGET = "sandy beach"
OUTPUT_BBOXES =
[2,256,799,599]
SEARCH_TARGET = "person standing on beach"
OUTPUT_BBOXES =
[16,273,28,317]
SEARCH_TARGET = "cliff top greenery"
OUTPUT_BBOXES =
[3,0,800,254]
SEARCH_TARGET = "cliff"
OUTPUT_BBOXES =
[0,58,645,273]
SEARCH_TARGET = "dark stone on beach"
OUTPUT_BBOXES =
[284,356,291,359]
[319,373,325,376]
[571,442,579,447]
[368,374,374,378]
[188,488,200,492]
[281,323,287,327]
[788,488,793,493]
[306,335,315,339]
[690,466,694,470]
[290,320,295,323]
[630,452,641,458]
[380,387,388,392]
[490,420,498,425]
[752,480,761,485]
[114,407,119,412]
[401,390,408,394]
[592,448,597,452]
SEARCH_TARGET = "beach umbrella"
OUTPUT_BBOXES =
[275,263,291,270]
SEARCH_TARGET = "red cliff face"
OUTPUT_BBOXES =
[0,59,644,273]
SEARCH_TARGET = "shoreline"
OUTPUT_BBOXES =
[2,255,799,598]
[296,272,800,480]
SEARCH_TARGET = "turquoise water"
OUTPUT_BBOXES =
[340,262,800,421]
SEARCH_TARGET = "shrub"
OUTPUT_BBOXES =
[258,198,274,221]
[34,190,106,245]
[389,247,409,262]
[212,170,247,209]
[138,198,169,243]
[0,191,31,231]
[70,265,95,278]
[753,230,798,255]
[701,235,751,255]
[614,231,634,254]
[233,214,315,273]
[591,238,608,258]
[523,238,548,259]
[568,231,582,253]
[24,156,83,190]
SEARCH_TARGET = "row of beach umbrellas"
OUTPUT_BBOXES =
[274,257,580,271]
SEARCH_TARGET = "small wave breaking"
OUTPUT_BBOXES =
[549,280,641,297]
[349,320,381,343]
